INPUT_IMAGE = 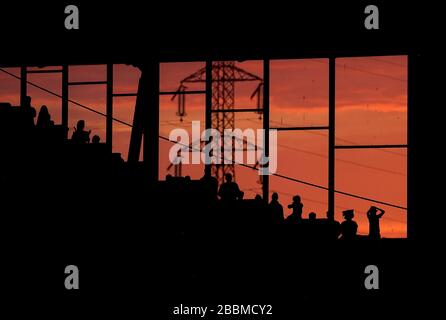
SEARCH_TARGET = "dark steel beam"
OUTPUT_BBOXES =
[26,69,63,74]
[112,93,138,97]
[159,90,206,95]
[271,126,329,131]
[328,57,335,215]
[68,81,107,86]
[106,64,113,151]
[335,144,408,149]
[262,59,270,202]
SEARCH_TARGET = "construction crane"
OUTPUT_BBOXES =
[172,61,263,185]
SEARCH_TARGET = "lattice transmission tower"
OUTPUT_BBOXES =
[172,61,263,184]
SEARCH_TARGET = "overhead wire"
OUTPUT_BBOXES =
[0,67,407,211]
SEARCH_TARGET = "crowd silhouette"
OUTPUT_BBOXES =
[2,96,101,145]
[2,95,387,241]
[162,169,386,240]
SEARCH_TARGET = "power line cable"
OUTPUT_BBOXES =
[0,67,407,210]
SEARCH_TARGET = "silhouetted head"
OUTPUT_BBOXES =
[342,209,354,221]
[225,173,233,182]
[92,135,100,144]
[185,175,191,182]
[293,195,301,203]
[255,194,262,201]
[39,105,49,115]
[309,212,316,221]
[272,192,279,201]
[369,206,378,216]
[76,120,85,130]
[24,96,32,107]
[166,174,173,181]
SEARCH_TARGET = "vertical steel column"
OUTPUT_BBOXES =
[62,65,69,138]
[20,66,27,107]
[328,57,336,214]
[143,61,160,186]
[262,59,270,202]
[106,64,113,152]
[407,53,416,239]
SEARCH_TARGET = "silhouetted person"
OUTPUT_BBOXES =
[71,120,91,144]
[286,195,303,223]
[218,173,243,201]
[326,210,341,240]
[308,212,317,221]
[340,209,358,240]
[367,206,385,239]
[254,194,262,202]
[269,192,284,224]
[23,96,36,128]
[92,135,100,144]
[200,169,218,202]
[36,105,54,128]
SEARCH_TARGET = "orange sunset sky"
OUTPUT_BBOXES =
[0,56,407,237]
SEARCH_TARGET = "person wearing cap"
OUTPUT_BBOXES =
[340,209,358,240]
